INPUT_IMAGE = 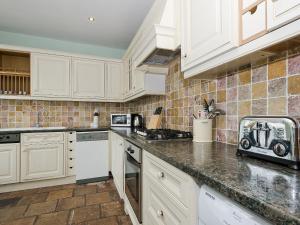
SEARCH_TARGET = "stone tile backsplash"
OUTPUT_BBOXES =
[0,49,300,146]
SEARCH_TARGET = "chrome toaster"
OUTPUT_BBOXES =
[237,116,300,169]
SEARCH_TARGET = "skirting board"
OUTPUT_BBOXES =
[0,176,76,193]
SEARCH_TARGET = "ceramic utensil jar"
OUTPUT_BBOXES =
[193,119,213,142]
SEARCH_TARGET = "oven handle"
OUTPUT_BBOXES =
[126,152,141,168]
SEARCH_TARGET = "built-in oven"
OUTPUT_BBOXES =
[124,140,142,223]
[111,114,132,127]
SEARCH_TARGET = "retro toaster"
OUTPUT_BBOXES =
[237,116,300,169]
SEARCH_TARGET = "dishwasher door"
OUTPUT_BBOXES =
[198,185,271,225]
[75,131,109,182]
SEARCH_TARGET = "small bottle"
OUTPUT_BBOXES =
[91,110,99,128]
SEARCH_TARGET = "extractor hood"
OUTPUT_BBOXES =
[129,0,181,67]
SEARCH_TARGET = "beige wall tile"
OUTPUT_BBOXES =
[268,59,286,80]
[288,75,300,95]
[252,82,267,99]
[238,70,251,85]
[268,97,287,115]
[238,101,251,116]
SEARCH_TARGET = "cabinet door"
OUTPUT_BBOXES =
[31,53,71,97]
[267,0,300,30]
[0,144,19,185]
[181,0,238,71]
[72,58,105,99]
[21,143,65,181]
[111,133,124,198]
[106,62,123,100]
[132,68,145,94]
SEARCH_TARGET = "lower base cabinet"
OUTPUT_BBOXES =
[0,144,20,185]
[21,143,65,182]
[143,151,198,225]
[110,132,125,199]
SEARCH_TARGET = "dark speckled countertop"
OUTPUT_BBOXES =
[112,128,300,225]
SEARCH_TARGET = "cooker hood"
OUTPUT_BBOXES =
[132,0,180,67]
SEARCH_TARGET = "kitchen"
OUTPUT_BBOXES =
[0,0,300,224]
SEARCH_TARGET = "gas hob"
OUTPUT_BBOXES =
[135,128,192,141]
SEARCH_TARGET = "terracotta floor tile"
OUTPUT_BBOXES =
[97,181,116,193]
[0,205,28,222]
[47,189,73,201]
[86,192,112,206]
[56,196,85,211]
[0,217,36,225]
[25,200,57,216]
[69,205,100,224]
[17,193,48,206]
[101,201,125,218]
[118,215,133,225]
[74,185,97,196]
[35,210,70,225]
[0,197,21,208]
[87,216,118,225]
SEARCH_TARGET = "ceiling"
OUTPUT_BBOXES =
[0,0,155,49]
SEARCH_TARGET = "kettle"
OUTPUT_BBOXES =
[132,114,143,128]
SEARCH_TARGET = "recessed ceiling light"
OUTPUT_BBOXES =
[88,17,95,22]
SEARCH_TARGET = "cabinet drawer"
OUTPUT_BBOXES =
[22,132,64,144]
[241,1,267,44]
[143,152,192,207]
[143,174,188,225]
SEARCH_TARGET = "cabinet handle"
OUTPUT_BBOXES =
[69,149,73,152]
[250,5,257,14]
[69,167,73,169]
[69,158,73,160]
[157,172,165,178]
[69,141,73,143]
[157,210,164,217]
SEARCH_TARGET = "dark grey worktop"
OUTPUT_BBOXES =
[0,127,110,135]
[112,128,300,225]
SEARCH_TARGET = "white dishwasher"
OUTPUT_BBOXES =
[75,131,109,183]
[198,185,272,225]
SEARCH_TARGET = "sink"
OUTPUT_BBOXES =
[0,127,67,132]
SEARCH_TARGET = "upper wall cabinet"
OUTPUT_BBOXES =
[106,62,123,100]
[181,0,239,73]
[267,0,300,30]
[72,58,105,99]
[31,53,71,98]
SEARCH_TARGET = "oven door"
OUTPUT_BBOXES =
[125,152,142,223]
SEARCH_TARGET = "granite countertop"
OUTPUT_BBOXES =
[0,127,110,134]
[112,128,300,225]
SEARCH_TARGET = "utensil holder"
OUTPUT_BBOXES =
[193,119,213,142]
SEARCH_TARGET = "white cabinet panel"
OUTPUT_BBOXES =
[31,53,71,97]
[181,0,238,71]
[72,59,105,99]
[21,143,65,181]
[110,132,124,199]
[0,144,20,185]
[106,62,123,100]
[267,0,300,30]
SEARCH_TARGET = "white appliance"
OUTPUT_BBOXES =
[198,185,271,225]
[75,131,109,183]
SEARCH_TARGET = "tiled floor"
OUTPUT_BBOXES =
[0,180,132,225]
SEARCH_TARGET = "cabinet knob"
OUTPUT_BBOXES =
[69,158,73,160]
[69,167,73,169]
[183,54,187,58]
[70,141,73,143]
[157,210,164,217]
[69,149,73,152]
[157,172,164,178]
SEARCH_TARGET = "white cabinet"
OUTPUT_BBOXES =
[31,53,71,97]
[21,132,65,182]
[110,132,124,199]
[267,0,300,30]
[72,58,105,99]
[0,144,20,185]
[143,151,198,225]
[106,62,123,100]
[181,0,238,72]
